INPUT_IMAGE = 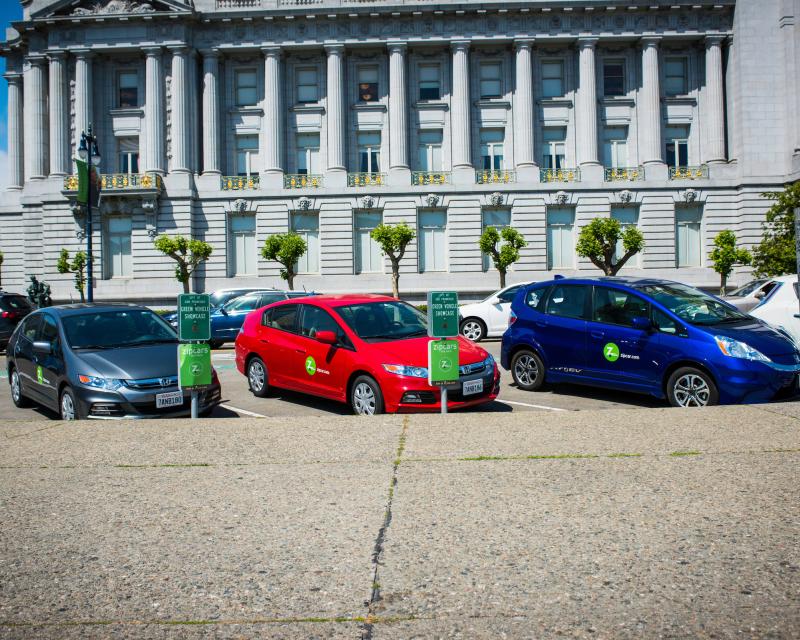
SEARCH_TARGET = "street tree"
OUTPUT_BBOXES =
[153,235,213,294]
[478,226,527,289]
[261,232,307,290]
[371,222,415,299]
[56,248,91,302]
[751,181,800,277]
[576,217,645,276]
[709,230,752,295]
[0,250,4,289]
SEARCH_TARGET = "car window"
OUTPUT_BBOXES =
[497,285,521,304]
[264,304,299,333]
[287,291,312,298]
[20,314,42,341]
[652,308,685,337]
[0,295,32,312]
[259,293,285,307]
[335,301,427,341]
[729,279,767,297]
[299,305,343,339]
[636,283,748,326]
[544,285,589,320]
[225,295,261,312]
[62,310,177,349]
[593,287,650,328]
[760,281,780,298]
[38,314,60,346]
[526,287,548,311]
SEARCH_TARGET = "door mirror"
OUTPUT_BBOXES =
[631,316,652,332]
[754,290,766,300]
[316,330,338,345]
[489,297,501,305]
[32,340,52,354]
[219,307,229,316]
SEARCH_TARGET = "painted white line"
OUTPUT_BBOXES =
[212,354,236,360]
[221,403,267,418]
[497,400,569,412]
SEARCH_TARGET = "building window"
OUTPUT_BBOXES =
[118,71,138,108]
[229,215,257,276]
[418,210,447,273]
[482,209,511,271]
[665,125,690,168]
[418,64,441,101]
[354,212,383,273]
[118,138,139,174]
[235,69,258,107]
[480,129,505,171]
[547,207,575,269]
[603,60,625,96]
[541,60,564,98]
[106,217,132,278]
[542,127,566,169]
[357,66,379,102]
[292,212,319,274]
[236,135,259,176]
[296,133,320,175]
[676,206,702,268]
[357,131,381,173]
[296,67,318,104]
[418,130,443,171]
[665,57,688,97]
[611,206,640,268]
[602,127,628,168]
[479,61,502,99]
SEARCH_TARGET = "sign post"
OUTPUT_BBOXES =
[427,291,460,414]
[177,293,211,418]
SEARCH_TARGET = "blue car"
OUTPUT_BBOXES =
[501,277,800,407]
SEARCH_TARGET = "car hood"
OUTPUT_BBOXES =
[707,319,798,358]
[73,343,180,379]
[368,335,489,368]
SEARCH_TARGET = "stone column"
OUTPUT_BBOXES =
[48,51,70,177]
[388,42,410,185]
[640,37,663,170]
[451,40,473,184]
[514,39,537,182]
[325,44,347,187]
[73,50,93,161]
[169,46,190,174]
[201,50,221,176]
[5,73,24,190]
[262,46,284,188]
[144,47,165,175]
[703,35,726,164]
[188,49,199,174]
[576,38,601,179]
[23,55,48,181]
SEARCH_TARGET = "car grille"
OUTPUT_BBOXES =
[458,361,486,376]
[124,376,179,390]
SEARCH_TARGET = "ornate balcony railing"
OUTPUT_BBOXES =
[348,172,386,187]
[284,174,324,189]
[475,170,515,185]
[412,171,450,186]
[540,167,581,183]
[669,165,709,180]
[604,166,644,182]
[63,173,163,192]
[216,0,262,8]
[221,175,260,191]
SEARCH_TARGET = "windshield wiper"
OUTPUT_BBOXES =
[401,329,429,338]
[72,344,109,350]
[133,338,179,345]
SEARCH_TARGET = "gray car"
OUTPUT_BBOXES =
[7,303,221,420]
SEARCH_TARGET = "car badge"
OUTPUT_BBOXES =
[160,378,171,388]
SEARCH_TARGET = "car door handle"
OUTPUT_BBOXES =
[295,349,306,354]
[259,338,270,344]
[535,321,548,328]
[590,331,604,339]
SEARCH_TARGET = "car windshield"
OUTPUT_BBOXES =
[335,301,428,341]
[728,279,769,297]
[63,309,178,349]
[635,283,749,326]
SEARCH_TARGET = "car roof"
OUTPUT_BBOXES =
[273,293,395,307]
[532,276,683,288]
[38,303,148,317]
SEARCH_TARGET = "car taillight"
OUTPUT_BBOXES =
[508,309,517,327]
[1,311,19,319]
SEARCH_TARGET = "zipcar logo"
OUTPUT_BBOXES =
[604,343,620,362]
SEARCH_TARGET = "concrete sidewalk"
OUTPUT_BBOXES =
[1,405,799,638]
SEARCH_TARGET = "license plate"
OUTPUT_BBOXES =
[156,391,184,409]
[462,379,483,396]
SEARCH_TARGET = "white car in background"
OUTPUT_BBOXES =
[724,278,785,313]
[459,282,534,342]
[726,275,800,346]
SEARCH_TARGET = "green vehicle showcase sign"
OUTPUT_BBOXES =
[428,339,460,386]
[427,291,460,338]
[178,293,211,342]
[178,343,212,390]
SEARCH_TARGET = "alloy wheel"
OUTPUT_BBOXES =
[461,320,484,341]
[353,382,377,416]
[248,360,266,393]
[513,354,538,387]
[61,392,76,421]
[10,370,21,403]
[673,374,710,407]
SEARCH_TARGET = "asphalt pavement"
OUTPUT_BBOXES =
[1,405,798,638]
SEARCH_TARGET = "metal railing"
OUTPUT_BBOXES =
[220,175,261,191]
[284,174,324,189]
[539,167,581,183]
[475,170,515,185]
[348,172,386,187]
[412,171,451,186]
[604,166,644,182]
[63,173,163,192]
[669,165,709,180]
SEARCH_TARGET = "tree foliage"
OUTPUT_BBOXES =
[56,248,91,302]
[261,232,307,290]
[371,223,416,299]
[751,181,800,277]
[478,226,527,288]
[154,235,213,294]
[576,217,645,276]
[709,230,751,295]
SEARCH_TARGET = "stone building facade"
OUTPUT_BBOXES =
[1,0,798,302]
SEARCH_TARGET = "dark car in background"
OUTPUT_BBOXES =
[0,292,33,351]
[7,303,221,420]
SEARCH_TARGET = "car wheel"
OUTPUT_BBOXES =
[666,367,719,408]
[60,387,80,421]
[511,349,546,391]
[9,368,32,408]
[247,357,269,398]
[350,375,384,416]
[209,340,224,350]
[460,318,486,342]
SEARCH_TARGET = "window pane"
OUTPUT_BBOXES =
[676,207,702,267]
[118,71,138,108]
[107,217,132,278]
[547,208,574,269]
[297,68,318,103]
[480,62,502,98]
[419,211,446,272]
[542,61,564,98]
[419,65,440,100]
[545,285,587,319]
[236,70,257,106]
[292,213,320,274]
[419,130,443,145]
[358,66,379,102]
[542,78,563,98]
[665,58,687,96]
[355,212,382,273]
[543,127,566,142]
[603,61,625,96]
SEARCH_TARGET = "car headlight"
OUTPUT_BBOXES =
[383,364,429,378]
[714,336,772,363]
[483,354,495,369]
[77,375,124,391]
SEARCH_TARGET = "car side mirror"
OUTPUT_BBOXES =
[632,316,652,332]
[754,291,766,300]
[32,340,52,354]
[490,297,501,305]
[316,330,338,345]
[220,307,229,316]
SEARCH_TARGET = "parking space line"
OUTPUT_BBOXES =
[497,400,569,412]
[221,403,267,418]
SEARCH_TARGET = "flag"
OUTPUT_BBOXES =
[76,159,89,204]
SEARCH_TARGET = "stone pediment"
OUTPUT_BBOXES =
[37,0,193,18]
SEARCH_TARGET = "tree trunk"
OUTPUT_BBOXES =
[720,274,727,296]
[499,269,506,289]
[182,278,190,294]
[287,272,295,290]
[391,268,400,299]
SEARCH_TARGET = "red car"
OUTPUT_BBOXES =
[235,294,500,415]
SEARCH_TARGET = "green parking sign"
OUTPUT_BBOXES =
[428,339,459,386]
[178,343,212,390]
[427,291,459,338]
[178,293,211,342]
